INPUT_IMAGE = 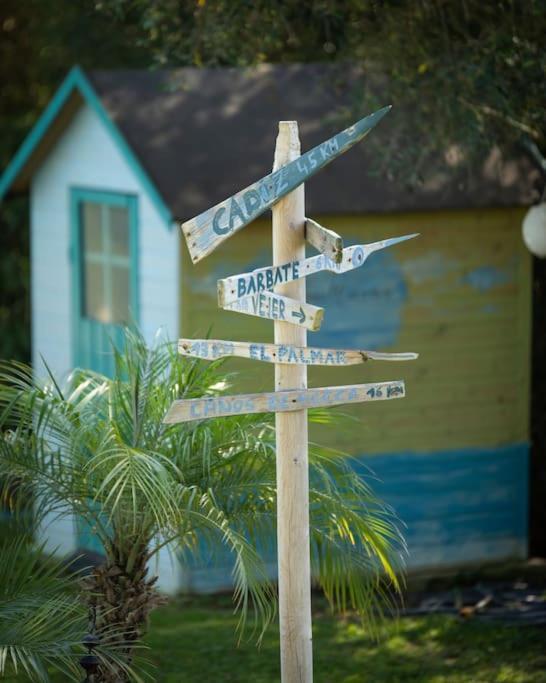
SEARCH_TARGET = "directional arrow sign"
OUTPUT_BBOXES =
[292,307,306,324]
[181,106,391,263]
[163,380,405,424]
[223,291,324,331]
[218,233,418,306]
[178,339,419,365]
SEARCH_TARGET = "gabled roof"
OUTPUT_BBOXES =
[1,64,540,222]
[0,66,171,224]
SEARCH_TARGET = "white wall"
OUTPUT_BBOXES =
[30,103,181,593]
[31,104,179,376]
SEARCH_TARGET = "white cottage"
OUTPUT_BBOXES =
[1,66,181,592]
[0,64,539,592]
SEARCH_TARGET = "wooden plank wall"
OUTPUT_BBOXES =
[179,206,531,580]
[181,207,531,457]
[355,444,529,570]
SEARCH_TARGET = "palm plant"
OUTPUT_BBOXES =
[0,537,86,681]
[0,329,405,682]
[0,535,143,682]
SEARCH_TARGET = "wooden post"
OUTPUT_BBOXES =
[273,121,313,682]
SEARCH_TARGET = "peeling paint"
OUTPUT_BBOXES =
[462,265,512,292]
[309,245,407,348]
[401,250,458,284]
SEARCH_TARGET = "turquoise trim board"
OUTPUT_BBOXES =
[71,186,139,552]
[183,443,529,593]
[0,66,172,227]
[70,187,139,377]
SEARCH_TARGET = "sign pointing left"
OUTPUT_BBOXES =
[181,106,391,263]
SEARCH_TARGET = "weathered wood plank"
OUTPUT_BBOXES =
[181,106,392,263]
[223,292,324,331]
[305,217,343,263]
[218,233,418,305]
[271,121,312,683]
[163,380,406,424]
[178,339,419,364]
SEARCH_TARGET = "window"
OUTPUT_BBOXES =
[79,200,131,324]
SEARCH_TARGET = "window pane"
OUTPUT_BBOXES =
[83,262,109,322]
[109,206,129,258]
[111,265,130,323]
[78,198,133,326]
[82,202,103,253]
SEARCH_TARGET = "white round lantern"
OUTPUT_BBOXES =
[522,203,546,258]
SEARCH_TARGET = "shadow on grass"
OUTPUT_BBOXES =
[144,595,546,683]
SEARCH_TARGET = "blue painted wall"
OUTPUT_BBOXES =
[184,444,529,592]
[354,444,529,571]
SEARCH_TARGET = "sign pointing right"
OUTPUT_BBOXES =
[164,381,406,424]
[223,291,324,331]
[291,307,306,324]
[178,339,419,365]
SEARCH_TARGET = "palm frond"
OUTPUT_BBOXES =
[171,485,277,642]
[0,538,85,681]
[307,443,406,635]
[0,325,407,659]
[0,538,151,682]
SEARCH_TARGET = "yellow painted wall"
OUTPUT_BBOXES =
[180,208,531,457]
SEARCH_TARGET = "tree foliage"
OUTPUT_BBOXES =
[98,0,545,172]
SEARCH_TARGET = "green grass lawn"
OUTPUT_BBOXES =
[141,595,546,682]
[3,594,545,681]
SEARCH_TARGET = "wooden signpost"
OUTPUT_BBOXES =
[164,381,405,424]
[181,106,391,263]
[305,218,344,263]
[167,107,418,683]
[217,233,418,306]
[223,291,324,330]
[178,339,418,365]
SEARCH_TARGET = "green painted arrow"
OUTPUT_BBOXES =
[182,106,392,263]
[291,307,306,324]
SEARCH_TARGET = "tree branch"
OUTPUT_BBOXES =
[460,97,542,141]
